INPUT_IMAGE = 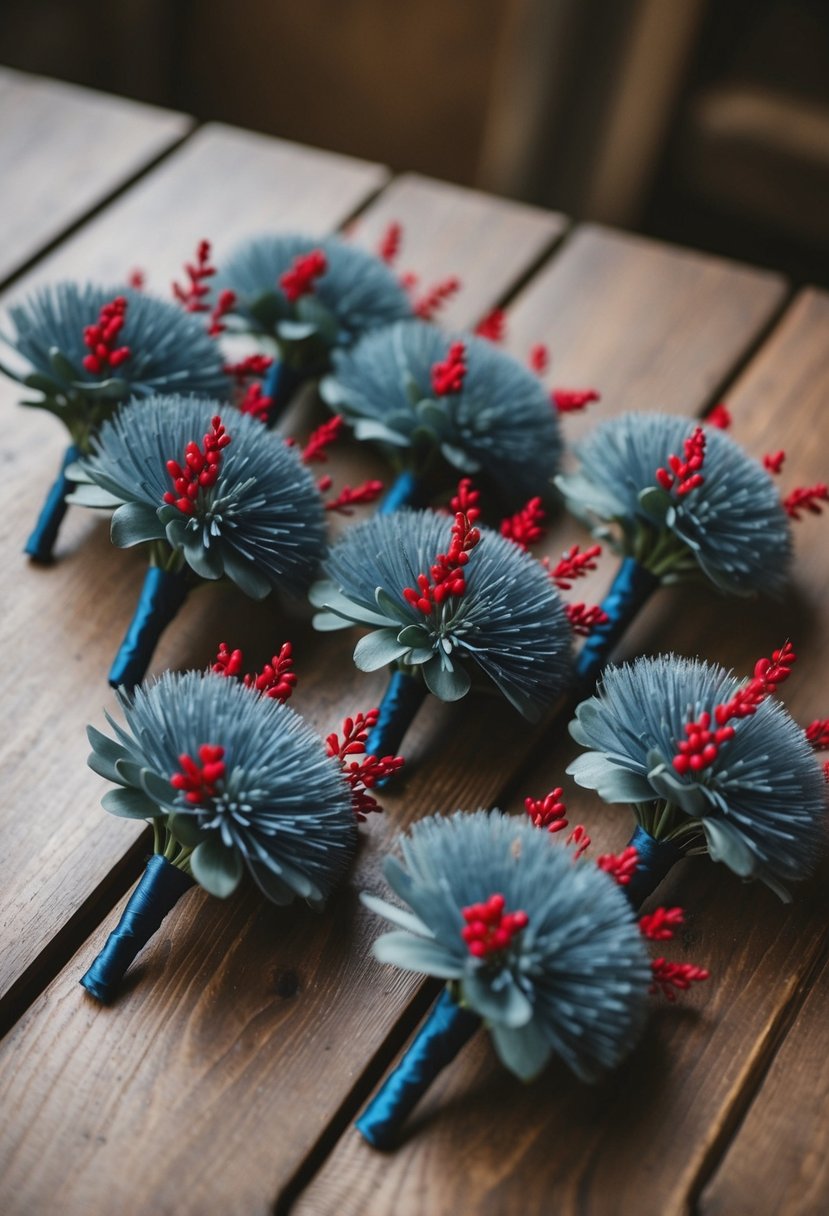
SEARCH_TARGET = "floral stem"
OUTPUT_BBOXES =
[574,558,660,688]
[356,986,480,1149]
[109,565,191,691]
[80,855,195,1003]
[24,443,81,562]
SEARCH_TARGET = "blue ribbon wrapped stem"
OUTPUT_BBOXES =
[623,824,683,909]
[24,443,80,562]
[109,566,190,691]
[80,855,194,1003]
[262,359,308,427]
[366,668,427,764]
[356,987,480,1149]
[378,469,421,515]
[574,557,659,688]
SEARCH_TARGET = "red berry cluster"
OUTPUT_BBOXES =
[302,415,344,464]
[474,308,506,343]
[656,426,706,496]
[524,787,568,833]
[763,450,786,475]
[324,480,385,515]
[552,388,599,413]
[639,906,685,941]
[325,710,404,820]
[529,344,549,374]
[500,497,546,550]
[411,275,461,321]
[431,341,467,396]
[172,240,216,312]
[239,383,273,422]
[461,894,529,960]
[650,959,710,1002]
[213,641,297,704]
[171,744,226,805]
[377,221,402,265]
[805,719,829,750]
[544,543,602,590]
[163,416,231,516]
[403,512,481,615]
[566,602,610,637]
[224,353,274,385]
[82,296,131,375]
[783,483,829,520]
[449,478,481,523]
[707,403,731,429]
[596,845,639,886]
[280,249,327,302]
[673,642,796,775]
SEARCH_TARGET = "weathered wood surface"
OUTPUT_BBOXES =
[295,290,829,1216]
[0,67,190,286]
[0,124,805,1216]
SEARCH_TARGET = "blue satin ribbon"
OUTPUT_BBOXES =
[574,557,659,688]
[378,469,421,515]
[109,566,190,691]
[263,359,308,426]
[80,855,194,1003]
[623,824,683,909]
[24,443,80,562]
[366,669,427,763]
[356,987,480,1149]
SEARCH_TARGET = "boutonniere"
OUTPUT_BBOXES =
[310,507,572,760]
[320,320,562,512]
[81,646,403,1003]
[556,412,825,685]
[0,281,229,560]
[68,395,327,689]
[355,808,709,1148]
[568,645,827,903]
[215,230,417,424]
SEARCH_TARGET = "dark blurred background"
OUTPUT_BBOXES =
[3,0,828,283]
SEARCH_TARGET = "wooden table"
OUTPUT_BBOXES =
[0,69,827,1216]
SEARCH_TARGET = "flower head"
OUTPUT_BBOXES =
[556,412,792,595]
[88,670,358,906]
[3,282,229,448]
[310,509,571,718]
[363,810,651,1081]
[72,394,326,598]
[214,233,412,369]
[320,320,562,507]
[567,654,826,898]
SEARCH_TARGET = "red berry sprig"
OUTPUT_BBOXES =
[431,341,467,396]
[280,249,327,302]
[403,511,480,615]
[163,415,231,516]
[543,543,602,590]
[377,221,402,265]
[500,497,546,550]
[82,296,131,375]
[475,308,506,343]
[525,787,568,833]
[325,710,404,820]
[552,388,600,413]
[656,425,706,496]
[171,744,226,805]
[461,894,529,960]
[783,483,829,520]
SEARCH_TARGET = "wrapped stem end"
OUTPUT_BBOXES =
[356,988,480,1149]
[366,669,427,773]
[625,825,683,910]
[24,444,81,563]
[80,855,194,1004]
[109,566,190,691]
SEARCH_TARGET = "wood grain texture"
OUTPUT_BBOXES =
[503,222,787,443]
[0,121,389,1014]
[348,172,566,329]
[699,951,829,1216]
[0,67,190,286]
[294,290,829,1216]
[0,226,801,1213]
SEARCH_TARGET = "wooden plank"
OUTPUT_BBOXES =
[0,232,796,1212]
[0,67,190,286]
[295,290,829,1216]
[699,950,829,1216]
[348,172,565,329]
[0,122,389,1017]
[503,223,787,442]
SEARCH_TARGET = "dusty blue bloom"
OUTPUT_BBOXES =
[568,654,827,898]
[216,232,412,367]
[556,412,791,595]
[0,282,230,448]
[310,509,571,719]
[88,669,358,906]
[70,394,327,599]
[321,320,561,506]
[364,810,651,1081]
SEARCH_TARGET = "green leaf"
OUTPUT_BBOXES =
[167,812,208,849]
[48,347,80,382]
[191,838,244,898]
[638,486,672,521]
[183,534,223,581]
[73,377,129,400]
[277,320,316,341]
[354,628,411,672]
[353,419,410,447]
[360,893,433,937]
[490,1019,552,1081]
[375,586,406,620]
[396,624,430,648]
[101,787,158,819]
[373,930,461,978]
[463,971,534,1028]
[702,817,757,879]
[114,757,145,788]
[66,483,123,509]
[221,545,273,599]
[422,657,471,701]
[140,768,175,806]
[312,610,354,632]
[111,501,165,548]
[567,752,654,803]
